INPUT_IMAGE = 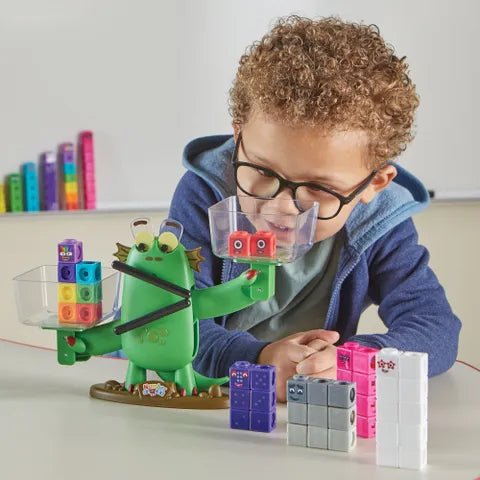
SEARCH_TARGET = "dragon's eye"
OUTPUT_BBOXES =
[158,232,178,253]
[131,218,154,252]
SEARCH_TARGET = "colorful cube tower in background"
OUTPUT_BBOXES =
[57,239,103,327]
[229,361,276,433]
[40,152,58,211]
[59,143,79,210]
[79,131,96,210]
[287,375,356,452]
[0,184,6,213]
[7,173,23,212]
[376,348,428,470]
[337,341,379,438]
[22,162,40,212]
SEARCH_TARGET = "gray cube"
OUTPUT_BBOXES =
[287,423,307,447]
[307,404,328,428]
[287,375,309,404]
[328,427,357,452]
[328,405,356,431]
[288,402,307,425]
[307,426,328,449]
[327,380,356,408]
[307,378,332,406]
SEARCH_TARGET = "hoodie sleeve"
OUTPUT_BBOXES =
[168,171,269,378]
[349,218,461,376]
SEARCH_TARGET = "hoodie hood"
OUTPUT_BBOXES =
[182,135,430,255]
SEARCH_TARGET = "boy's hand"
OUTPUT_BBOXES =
[296,338,337,380]
[257,329,339,402]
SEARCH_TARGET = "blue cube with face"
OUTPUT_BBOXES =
[229,361,252,390]
[287,374,309,404]
[250,364,276,392]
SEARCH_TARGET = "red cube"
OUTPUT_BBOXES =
[228,231,250,257]
[250,231,276,257]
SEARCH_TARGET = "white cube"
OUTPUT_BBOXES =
[399,378,428,404]
[376,421,398,447]
[399,401,428,425]
[377,348,401,379]
[399,421,428,448]
[377,375,399,401]
[399,351,428,380]
[376,443,399,468]
[377,398,399,423]
[399,445,427,469]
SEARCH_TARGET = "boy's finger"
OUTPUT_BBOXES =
[307,367,337,380]
[294,329,340,346]
[306,338,330,352]
[295,345,336,375]
[288,344,318,363]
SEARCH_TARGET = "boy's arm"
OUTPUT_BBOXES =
[348,218,461,376]
[169,171,269,378]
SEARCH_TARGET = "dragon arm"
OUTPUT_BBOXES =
[191,264,275,319]
[57,318,122,365]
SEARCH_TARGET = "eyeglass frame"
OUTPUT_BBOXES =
[232,132,379,220]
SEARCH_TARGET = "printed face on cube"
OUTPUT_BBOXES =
[287,377,308,403]
[230,365,250,389]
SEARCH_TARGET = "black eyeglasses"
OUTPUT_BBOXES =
[232,132,378,220]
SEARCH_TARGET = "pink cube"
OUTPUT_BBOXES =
[337,369,353,381]
[336,342,359,370]
[357,415,376,438]
[353,371,376,396]
[357,393,376,417]
[352,346,379,374]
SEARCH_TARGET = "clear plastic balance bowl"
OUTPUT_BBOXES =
[208,196,319,264]
[13,265,121,331]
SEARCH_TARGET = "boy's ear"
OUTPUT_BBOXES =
[360,165,397,204]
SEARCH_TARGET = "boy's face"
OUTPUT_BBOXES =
[234,112,397,242]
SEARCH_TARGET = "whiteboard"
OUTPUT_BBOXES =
[1,0,479,210]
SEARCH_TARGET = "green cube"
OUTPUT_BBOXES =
[76,282,102,303]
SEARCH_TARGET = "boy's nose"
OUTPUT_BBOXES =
[267,188,300,216]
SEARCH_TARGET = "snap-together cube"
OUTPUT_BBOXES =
[58,239,83,264]
[58,283,76,303]
[76,261,101,284]
[228,231,250,257]
[77,282,102,303]
[250,231,276,257]
[58,263,76,283]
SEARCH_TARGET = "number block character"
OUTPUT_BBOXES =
[58,239,83,264]
[336,341,359,370]
[250,230,276,257]
[228,231,250,257]
[229,361,251,390]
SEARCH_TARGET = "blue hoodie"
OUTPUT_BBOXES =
[168,135,461,378]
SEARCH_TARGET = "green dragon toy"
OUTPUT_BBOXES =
[57,218,275,406]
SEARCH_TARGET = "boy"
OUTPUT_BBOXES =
[169,16,461,401]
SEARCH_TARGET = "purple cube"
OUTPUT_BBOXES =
[58,239,83,264]
[230,389,250,411]
[229,361,251,390]
[230,409,250,430]
[251,390,276,412]
[58,263,76,283]
[250,364,276,391]
[250,411,276,433]
[76,261,101,284]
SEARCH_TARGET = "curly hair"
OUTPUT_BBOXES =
[229,16,419,167]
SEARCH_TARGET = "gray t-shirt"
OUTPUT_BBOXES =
[225,235,342,341]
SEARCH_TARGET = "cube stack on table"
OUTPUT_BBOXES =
[337,341,379,438]
[287,375,356,452]
[229,361,277,433]
[376,348,428,470]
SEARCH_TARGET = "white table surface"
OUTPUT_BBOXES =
[1,339,479,480]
